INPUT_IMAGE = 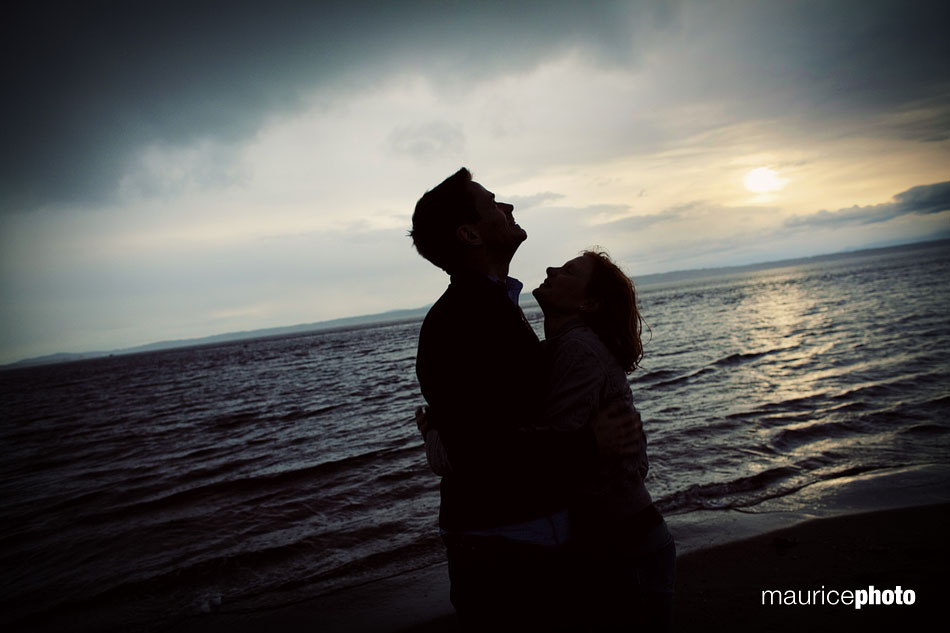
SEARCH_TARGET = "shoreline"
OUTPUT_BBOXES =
[172,464,950,632]
[171,503,949,632]
[667,463,950,556]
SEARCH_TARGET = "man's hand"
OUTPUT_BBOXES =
[590,400,642,457]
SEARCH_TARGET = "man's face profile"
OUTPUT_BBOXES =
[467,181,527,254]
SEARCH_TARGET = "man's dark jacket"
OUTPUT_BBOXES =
[416,272,589,531]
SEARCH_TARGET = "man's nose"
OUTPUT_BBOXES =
[501,202,514,213]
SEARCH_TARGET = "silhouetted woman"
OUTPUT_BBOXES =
[532,249,674,631]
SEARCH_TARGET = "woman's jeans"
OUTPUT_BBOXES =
[580,519,677,631]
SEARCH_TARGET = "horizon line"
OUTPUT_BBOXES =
[4,236,947,369]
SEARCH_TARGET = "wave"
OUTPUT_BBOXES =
[274,403,345,422]
[897,423,949,436]
[770,419,861,451]
[722,392,829,424]
[643,345,800,389]
[709,350,770,367]
[632,369,679,383]
[651,366,716,388]
[9,533,342,631]
[36,443,422,535]
[655,462,890,515]
[656,465,801,514]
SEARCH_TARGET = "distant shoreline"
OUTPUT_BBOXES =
[5,237,947,369]
[630,236,949,286]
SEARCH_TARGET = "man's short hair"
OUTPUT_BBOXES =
[409,167,479,273]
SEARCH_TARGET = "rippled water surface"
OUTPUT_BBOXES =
[2,241,948,631]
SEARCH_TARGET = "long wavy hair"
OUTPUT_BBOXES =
[581,249,644,373]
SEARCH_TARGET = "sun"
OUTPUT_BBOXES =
[743,167,787,194]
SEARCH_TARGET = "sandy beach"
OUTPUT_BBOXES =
[672,503,946,632]
[172,500,948,632]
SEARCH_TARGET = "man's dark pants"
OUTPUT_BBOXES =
[443,532,577,631]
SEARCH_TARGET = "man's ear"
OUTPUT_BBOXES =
[456,224,482,246]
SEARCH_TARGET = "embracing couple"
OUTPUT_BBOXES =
[410,168,675,631]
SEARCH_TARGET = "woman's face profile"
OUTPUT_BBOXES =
[534,255,595,316]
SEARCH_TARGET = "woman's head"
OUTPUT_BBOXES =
[534,249,643,372]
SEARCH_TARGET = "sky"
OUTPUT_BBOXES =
[1,0,949,364]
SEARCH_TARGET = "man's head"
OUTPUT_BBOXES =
[410,168,526,274]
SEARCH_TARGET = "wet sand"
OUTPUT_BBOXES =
[671,502,946,632]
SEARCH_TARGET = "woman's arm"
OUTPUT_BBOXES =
[540,336,608,431]
[541,334,642,458]
[425,429,453,476]
[414,396,641,478]
[416,405,453,476]
[413,334,639,479]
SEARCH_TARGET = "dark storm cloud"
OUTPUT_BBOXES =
[3,1,947,213]
[707,1,948,108]
[1,0,675,212]
[785,181,950,229]
[648,0,950,144]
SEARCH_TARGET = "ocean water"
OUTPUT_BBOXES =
[2,241,949,631]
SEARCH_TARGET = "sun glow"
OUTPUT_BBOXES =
[744,167,787,194]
